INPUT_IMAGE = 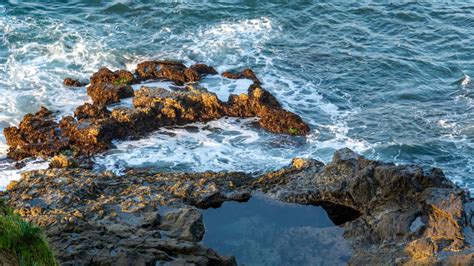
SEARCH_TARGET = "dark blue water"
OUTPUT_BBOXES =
[202,196,351,265]
[0,1,473,193]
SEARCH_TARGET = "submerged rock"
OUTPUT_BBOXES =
[1,149,472,265]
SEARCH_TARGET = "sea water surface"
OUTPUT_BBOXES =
[0,1,473,194]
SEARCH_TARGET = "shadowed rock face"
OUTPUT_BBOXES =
[2,149,472,265]
[3,62,309,161]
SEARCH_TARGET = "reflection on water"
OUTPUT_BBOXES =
[201,195,351,266]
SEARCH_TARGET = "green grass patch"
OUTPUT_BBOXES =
[0,200,56,266]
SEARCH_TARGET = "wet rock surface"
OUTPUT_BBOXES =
[2,59,472,264]
[63,78,87,87]
[1,149,472,265]
[1,169,248,265]
[222,68,261,85]
[87,82,134,105]
[135,60,201,85]
[3,61,309,161]
[252,149,474,265]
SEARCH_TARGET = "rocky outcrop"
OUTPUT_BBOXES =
[86,82,134,105]
[3,107,68,160]
[189,63,218,76]
[1,169,249,265]
[89,67,136,86]
[2,149,472,265]
[135,60,201,85]
[3,62,309,160]
[251,149,474,265]
[222,68,261,85]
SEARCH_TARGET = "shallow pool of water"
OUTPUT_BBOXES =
[201,195,351,266]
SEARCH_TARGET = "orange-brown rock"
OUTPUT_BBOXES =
[135,61,214,85]
[132,86,225,124]
[58,116,114,156]
[3,107,68,160]
[86,82,134,105]
[73,103,110,120]
[222,68,261,85]
[225,85,309,135]
[4,62,309,161]
[89,67,136,86]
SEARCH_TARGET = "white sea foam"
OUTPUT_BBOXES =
[461,73,471,88]
[0,15,373,186]
[199,76,253,101]
[88,16,371,174]
[93,118,302,174]
[0,158,49,190]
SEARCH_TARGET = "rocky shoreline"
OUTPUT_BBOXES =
[1,61,473,265]
[1,149,472,265]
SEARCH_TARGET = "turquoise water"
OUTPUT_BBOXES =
[0,1,473,193]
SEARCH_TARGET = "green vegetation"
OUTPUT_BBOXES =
[288,127,299,135]
[113,77,131,85]
[0,200,56,266]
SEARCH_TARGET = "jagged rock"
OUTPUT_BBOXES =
[1,169,247,265]
[4,62,309,161]
[225,84,309,135]
[58,115,115,155]
[1,149,472,264]
[86,82,134,105]
[132,86,225,124]
[135,60,200,85]
[89,67,136,86]
[251,148,474,265]
[3,107,67,160]
[222,68,261,85]
[73,103,110,120]
[189,63,218,76]
[63,78,87,87]
[160,208,205,242]
[49,155,77,169]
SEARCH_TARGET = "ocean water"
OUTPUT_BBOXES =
[0,1,473,193]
